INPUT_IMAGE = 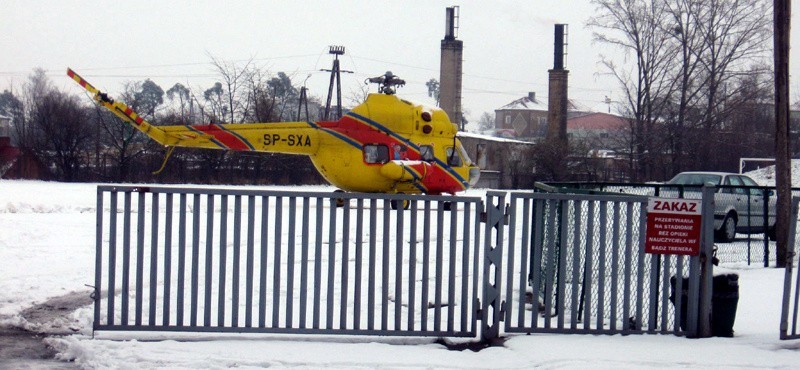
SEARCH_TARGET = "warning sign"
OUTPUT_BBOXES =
[645,198,702,256]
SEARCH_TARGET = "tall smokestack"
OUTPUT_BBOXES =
[547,24,569,142]
[439,6,464,130]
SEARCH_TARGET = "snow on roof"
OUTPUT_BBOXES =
[457,131,534,144]
[496,94,589,112]
[497,95,549,111]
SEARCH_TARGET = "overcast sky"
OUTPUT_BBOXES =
[2,1,799,124]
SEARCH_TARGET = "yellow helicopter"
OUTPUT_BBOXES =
[68,69,480,198]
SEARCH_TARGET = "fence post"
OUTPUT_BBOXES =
[697,184,716,337]
[481,191,506,344]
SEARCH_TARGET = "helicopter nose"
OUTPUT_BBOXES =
[468,167,480,187]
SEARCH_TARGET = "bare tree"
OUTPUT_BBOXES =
[208,54,254,123]
[29,90,92,181]
[589,0,772,180]
[589,0,677,181]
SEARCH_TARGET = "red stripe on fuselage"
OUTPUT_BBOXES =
[190,124,250,150]
[330,116,465,194]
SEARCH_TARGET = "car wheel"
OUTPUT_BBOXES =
[717,214,736,242]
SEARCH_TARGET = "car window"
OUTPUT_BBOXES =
[726,176,746,194]
[738,176,762,196]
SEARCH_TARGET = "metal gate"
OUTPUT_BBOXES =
[93,185,713,340]
[94,186,483,337]
[499,191,712,337]
[780,197,800,340]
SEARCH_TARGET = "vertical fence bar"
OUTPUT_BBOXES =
[121,191,131,326]
[596,201,608,330]
[460,202,472,333]
[273,196,284,327]
[94,188,104,329]
[135,192,146,326]
[232,195,243,327]
[368,199,378,331]
[583,200,595,330]
[659,256,671,333]
[259,196,269,328]
[339,199,350,329]
[217,195,228,327]
[513,198,529,329]
[610,202,620,331]
[245,195,255,328]
[203,195,215,327]
[107,191,118,326]
[471,200,481,335]
[531,200,544,329]
[148,193,160,326]
[556,200,568,329]
[381,200,391,331]
[313,197,323,329]
[421,200,431,331]
[326,197,336,329]
[447,203,457,333]
[622,202,633,331]
[177,193,187,326]
[544,200,558,329]
[354,199,364,330]
[408,200,418,331]
[286,197,296,328]
[395,203,404,331]
[190,194,200,327]
[504,197,518,330]
[434,202,445,332]
[674,255,685,333]
[300,197,311,329]
[635,202,647,331]
[570,200,582,330]
[163,193,173,326]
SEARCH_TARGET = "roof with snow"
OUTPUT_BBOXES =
[496,93,588,112]
[457,131,533,145]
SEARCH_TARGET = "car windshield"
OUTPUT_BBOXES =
[667,173,722,186]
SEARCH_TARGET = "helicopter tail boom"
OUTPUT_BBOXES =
[68,68,320,155]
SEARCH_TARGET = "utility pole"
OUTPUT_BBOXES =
[322,46,352,121]
[774,0,791,268]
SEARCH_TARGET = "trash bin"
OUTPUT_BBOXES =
[670,273,739,337]
[669,276,689,331]
[711,273,739,337]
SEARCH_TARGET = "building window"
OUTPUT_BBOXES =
[504,115,511,126]
[363,144,389,164]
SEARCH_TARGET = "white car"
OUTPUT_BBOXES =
[665,172,776,242]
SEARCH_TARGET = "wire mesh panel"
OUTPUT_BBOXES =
[543,182,790,267]
[503,192,696,335]
[94,186,483,338]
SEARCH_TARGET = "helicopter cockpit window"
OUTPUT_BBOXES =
[446,147,463,167]
[419,145,434,162]
[363,144,389,164]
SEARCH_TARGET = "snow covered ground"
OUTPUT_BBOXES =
[1,180,799,369]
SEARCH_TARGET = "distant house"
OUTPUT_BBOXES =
[493,92,588,141]
[567,112,629,151]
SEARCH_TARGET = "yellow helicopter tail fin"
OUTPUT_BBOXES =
[68,68,177,146]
